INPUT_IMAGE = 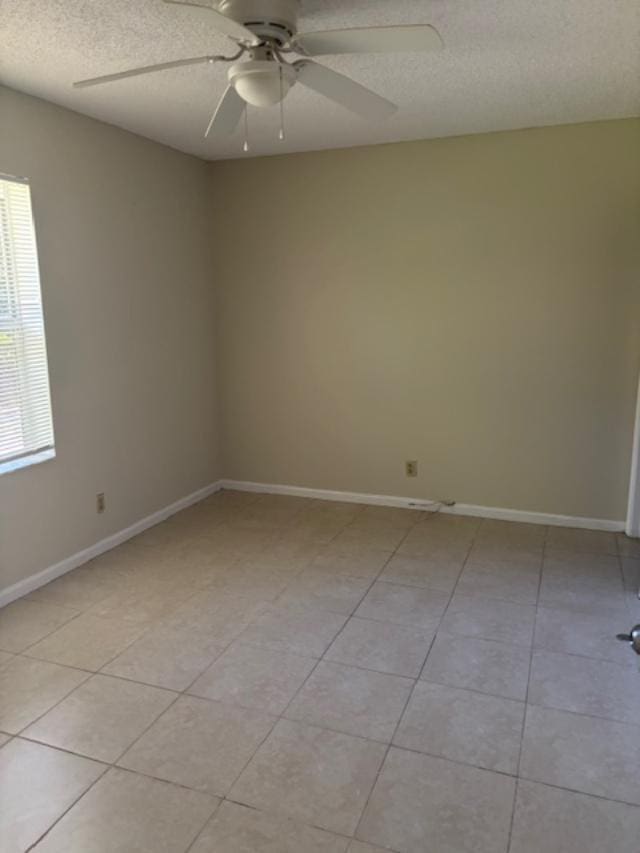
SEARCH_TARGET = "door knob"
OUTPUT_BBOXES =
[616,625,640,655]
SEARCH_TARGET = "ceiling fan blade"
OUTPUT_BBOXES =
[293,25,443,57]
[163,0,261,45]
[294,60,397,120]
[73,55,217,88]
[205,85,245,136]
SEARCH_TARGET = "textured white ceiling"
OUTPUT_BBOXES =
[1,0,639,160]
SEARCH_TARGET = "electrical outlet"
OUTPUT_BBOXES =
[405,460,418,477]
[96,492,106,514]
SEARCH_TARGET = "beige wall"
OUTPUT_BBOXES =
[211,119,640,521]
[0,87,219,590]
[2,102,637,596]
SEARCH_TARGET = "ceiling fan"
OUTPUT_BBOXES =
[74,0,443,142]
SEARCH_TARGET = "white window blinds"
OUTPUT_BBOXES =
[0,175,55,466]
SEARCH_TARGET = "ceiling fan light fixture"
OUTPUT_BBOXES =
[229,60,296,107]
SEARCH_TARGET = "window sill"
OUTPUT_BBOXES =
[0,448,56,476]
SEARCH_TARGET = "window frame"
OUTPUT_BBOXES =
[0,172,56,476]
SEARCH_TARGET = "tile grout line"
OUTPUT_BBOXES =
[16,716,640,818]
[24,757,111,852]
[3,605,84,656]
[8,717,518,781]
[21,671,202,850]
[16,661,639,783]
[328,518,427,845]
[13,570,250,739]
[7,569,634,712]
[9,666,95,738]
[505,522,549,853]
[15,547,232,668]
[351,510,478,844]
[13,695,535,779]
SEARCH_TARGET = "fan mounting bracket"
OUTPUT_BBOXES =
[218,0,299,45]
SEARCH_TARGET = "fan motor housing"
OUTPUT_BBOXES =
[218,0,299,43]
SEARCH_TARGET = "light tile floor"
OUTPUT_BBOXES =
[1,490,639,852]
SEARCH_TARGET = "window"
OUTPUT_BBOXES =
[0,174,55,473]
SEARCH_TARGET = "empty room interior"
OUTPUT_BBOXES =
[1,1,640,851]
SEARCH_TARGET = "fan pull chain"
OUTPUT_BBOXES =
[243,106,250,153]
[278,66,285,141]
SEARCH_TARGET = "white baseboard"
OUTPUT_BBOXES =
[2,476,627,609]
[0,480,223,609]
[220,479,625,533]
